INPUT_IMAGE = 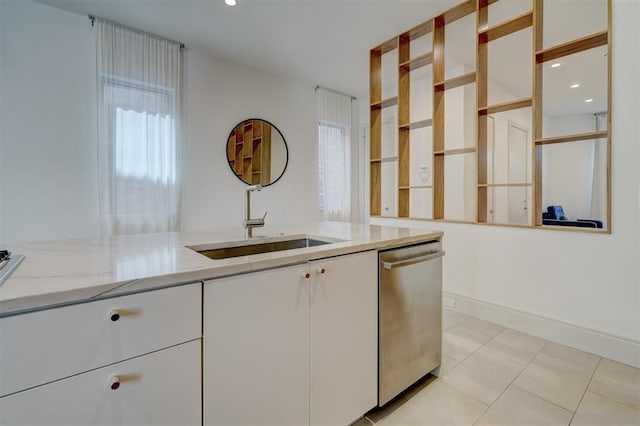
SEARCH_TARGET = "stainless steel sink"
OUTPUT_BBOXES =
[188,236,342,260]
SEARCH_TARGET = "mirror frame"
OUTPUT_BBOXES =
[225,118,289,187]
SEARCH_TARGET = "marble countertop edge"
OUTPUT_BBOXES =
[0,223,443,318]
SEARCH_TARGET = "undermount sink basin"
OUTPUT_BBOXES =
[188,236,343,260]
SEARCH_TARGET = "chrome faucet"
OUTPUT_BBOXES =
[243,185,267,238]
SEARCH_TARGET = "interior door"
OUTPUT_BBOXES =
[507,121,529,224]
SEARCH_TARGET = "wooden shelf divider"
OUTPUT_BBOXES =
[479,11,533,43]
[535,30,607,63]
[400,52,434,71]
[368,0,610,231]
[399,118,434,130]
[478,97,533,115]
[478,183,532,188]
[434,147,477,156]
[434,72,476,91]
[441,0,476,24]
[534,130,608,146]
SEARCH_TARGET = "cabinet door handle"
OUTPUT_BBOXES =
[109,310,120,322]
[299,271,311,279]
[109,375,121,390]
[315,266,326,274]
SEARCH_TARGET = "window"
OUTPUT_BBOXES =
[317,87,352,222]
[96,20,182,236]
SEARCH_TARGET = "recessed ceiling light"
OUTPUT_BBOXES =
[585,98,593,103]
[225,0,236,5]
[551,63,561,68]
[570,83,580,89]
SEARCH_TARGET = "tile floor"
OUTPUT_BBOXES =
[358,310,640,426]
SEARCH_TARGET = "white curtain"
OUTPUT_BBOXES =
[317,87,352,222]
[97,20,182,236]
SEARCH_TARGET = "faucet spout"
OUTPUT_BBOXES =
[244,185,266,238]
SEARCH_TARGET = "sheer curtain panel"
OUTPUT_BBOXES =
[317,87,352,222]
[97,20,183,236]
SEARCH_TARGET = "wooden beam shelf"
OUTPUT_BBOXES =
[399,119,433,130]
[534,130,608,146]
[403,20,433,41]
[371,97,398,109]
[399,52,434,71]
[440,0,476,24]
[399,185,434,190]
[373,37,398,54]
[535,30,608,63]
[434,72,476,91]
[434,147,477,156]
[479,11,533,43]
[478,183,532,188]
[478,98,532,115]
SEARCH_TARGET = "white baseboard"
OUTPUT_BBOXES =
[445,291,640,368]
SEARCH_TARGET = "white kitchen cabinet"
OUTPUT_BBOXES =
[309,251,378,426]
[0,283,201,397]
[203,250,378,426]
[0,340,201,425]
[203,263,311,426]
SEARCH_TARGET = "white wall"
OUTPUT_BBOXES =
[370,0,640,366]
[0,0,99,243]
[181,48,318,232]
[0,0,319,243]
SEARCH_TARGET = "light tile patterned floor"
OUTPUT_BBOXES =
[359,310,640,426]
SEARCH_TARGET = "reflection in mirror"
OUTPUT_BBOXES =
[226,119,288,186]
[487,0,531,29]
[444,153,477,221]
[444,12,476,80]
[541,137,607,228]
[543,0,607,49]
[542,46,608,138]
[488,28,532,105]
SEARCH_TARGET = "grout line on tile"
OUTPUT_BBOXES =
[471,336,549,425]
[512,384,578,415]
[568,357,602,424]
[437,378,492,409]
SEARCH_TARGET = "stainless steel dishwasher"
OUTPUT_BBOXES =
[378,241,444,406]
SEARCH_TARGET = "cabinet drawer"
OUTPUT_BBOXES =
[0,283,201,397]
[0,340,201,425]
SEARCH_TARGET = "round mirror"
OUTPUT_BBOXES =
[226,119,289,186]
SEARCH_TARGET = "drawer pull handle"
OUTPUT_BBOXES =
[109,375,121,390]
[315,267,326,274]
[299,271,310,279]
[109,310,120,322]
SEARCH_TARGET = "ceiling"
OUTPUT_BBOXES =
[36,0,607,115]
[35,0,459,99]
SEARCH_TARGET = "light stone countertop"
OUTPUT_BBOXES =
[0,222,442,317]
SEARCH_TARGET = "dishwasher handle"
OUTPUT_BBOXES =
[381,250,445,270]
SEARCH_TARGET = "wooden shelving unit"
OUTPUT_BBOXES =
[369,0,611,231]
[227,120,272,185]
